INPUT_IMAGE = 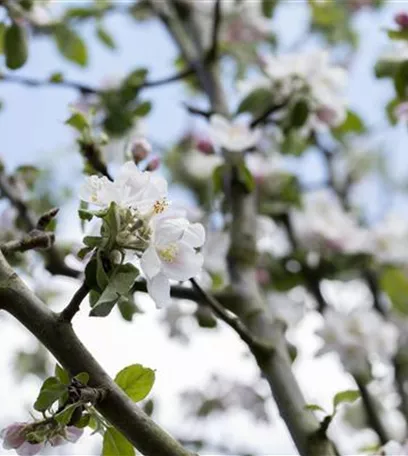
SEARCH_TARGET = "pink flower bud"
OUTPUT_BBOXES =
[256,268,270,286]
[195,137,214,155]
[1,423,27,450]
[131,138,152,163]
[65,427,83,443]
[16,441,43,456]
[145,156,160,172]
[395,12,408,29]
[316,106,337,125]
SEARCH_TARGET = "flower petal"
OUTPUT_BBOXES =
[147,273,171,307]
[182,223,205,248]
[161,243,204,281]
[141,246,162,279]
[16,442,43,456]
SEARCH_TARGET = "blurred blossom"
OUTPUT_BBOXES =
[315,308,399,374]
[266,292,305,328]
[371,214,408,264]
[373,440,408,455]
[292,190,371,255]
[183,148,223,181]
[256,215,291,257]
[209,115,261,152]
[200,230,230,288]
[245,152,285,184]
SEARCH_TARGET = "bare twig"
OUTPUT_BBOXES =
[59,282,90,323]
[250,99,289,129]
[207,0,222,63]
[190,278,274,355]
[0,231,54,254]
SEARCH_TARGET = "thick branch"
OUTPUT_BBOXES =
[0,252,195,456]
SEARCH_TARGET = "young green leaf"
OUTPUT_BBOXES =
[133,101,152,117]
[75,372,90,385]
[65,112,89,132]
[90,264,139,317]
[54,25,88,67]
[5,23,28,70]
[96,24,116,50]
[55,364,70,386]
[102,427,135,456]
[236,87,272,116]
[289,99,309,128]
[304,404,326,413]
[333,390,360,409]
[0,23,6,54]
[55,403,79,425]
[34,377,68,412]
[114,364,155,402]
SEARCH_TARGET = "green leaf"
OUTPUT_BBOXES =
[333,390,360,409]
[102,202,120,251]
[387,29,408,41]
[78,247,93,260]
[55,364,70,386]
[5,22,28,70]
[374,59,401,79]
[124,68,148,89]
[114,364,155,402]
[133,101,152,117]
[262,0,277,17]
[54,25,88,67]
[386,98,400,125]
[79,209,94,221]
[65,112,89,132]
[55,403,78,425]
[236,162,255,192]
[96,24,116,50]
[212,164,226,194]
[289,99,309,128]
[381,267,408,315]
[85,258,100,292]
[34,377,67,412]
[76,414,91,429]
[0,23,6,54]
[395,60,408,99]
[102,427,135,456]
[236,87,272,116]
[90,264,139,317]
[49,71,64,83]
[332,110,365,137]
[305,404,326,413]
[75,372,90,385]
[96,250,110,291]
[117,295,139,322]
[83,236,101,248]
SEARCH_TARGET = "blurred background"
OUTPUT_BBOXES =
[1,1,408,455]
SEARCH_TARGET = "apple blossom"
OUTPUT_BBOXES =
[209,115,261,152]
[141,213,205,307]
[266,292,305,328]
[371,214,408,264]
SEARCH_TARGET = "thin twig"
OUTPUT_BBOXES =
[0,67,195,95]
[207,0,222,63]
[59,282,90,323]
[0,232,54,254]
[183,103,214,119]
[250,99,289,129]
[190,278,274,354]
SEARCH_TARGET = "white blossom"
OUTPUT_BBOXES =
[209,115,261,152]
[183,148,223,181]
[316,308,399,373]
[373,440,408,455]
[371,214,408,264]
[291,190,371,255]
[266,292,305,328]
[141,212,205,307]
[80,161,168,217]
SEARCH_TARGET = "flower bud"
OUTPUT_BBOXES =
[145,156,160,171]
[195,137,214,155]
[1,423,27,450]
[131,138,152,164]
[395,12,408,29]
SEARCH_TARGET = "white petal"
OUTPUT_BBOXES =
[140,246,162,279]
[161,243,203,281]
[182,223,205,248]
[147,273,171,307]
[16,442,43,456]
[154,217,188,245]
[209,114,232,148]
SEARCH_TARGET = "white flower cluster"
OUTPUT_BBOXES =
[80,159,205,307]
[316,308,399,374]
[292,190,408,264]
[240,50,347,132]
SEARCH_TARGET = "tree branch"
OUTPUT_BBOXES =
[59,282,90,323]
[0,252,195,456]
[0,171,80,278]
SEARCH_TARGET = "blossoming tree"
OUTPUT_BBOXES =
[2,0,408,455]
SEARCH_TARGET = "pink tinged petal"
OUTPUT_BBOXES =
[161,243,204,281]
[147,273,171,308]
[16,442,43,456]
[141,246,162,279]
[49,435,66,447]
[65,427,83,443]
[182,223,205,248]
[1,424,27,450]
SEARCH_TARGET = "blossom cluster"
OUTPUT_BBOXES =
[315,308,399,374]
[1,422,82,456]
[240,50,347,134]
[80,157,205,307]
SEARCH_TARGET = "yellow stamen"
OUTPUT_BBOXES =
[158,243,178,263]
[153,198,168,214]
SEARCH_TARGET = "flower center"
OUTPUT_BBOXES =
[158,243,179,263]
[153,198,168,214]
